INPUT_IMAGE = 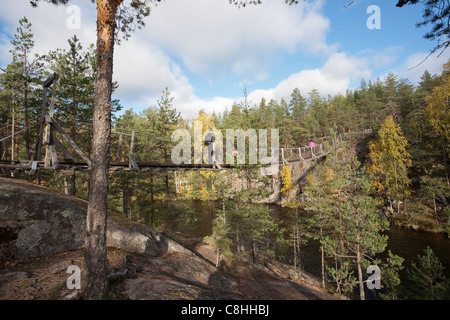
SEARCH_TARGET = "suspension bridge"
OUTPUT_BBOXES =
[0,73,368,177]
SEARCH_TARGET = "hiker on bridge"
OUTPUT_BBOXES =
[204,129,216,165]
[309,140,315,158]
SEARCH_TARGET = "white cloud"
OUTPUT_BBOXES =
[0,0,97,65]
[248,52,371,103]
[395,50,450,84]
[113,40,190,103]
[6,0,445,125]
[369,46,403,68]
[143,0,331,79]
[0,0,334,120]
[106,0,336,119]
[177,96,235,121]
[124,50,373,120]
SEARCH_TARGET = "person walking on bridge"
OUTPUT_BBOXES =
[309,140,315,158]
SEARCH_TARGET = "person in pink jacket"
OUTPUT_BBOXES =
[309,140,315,149]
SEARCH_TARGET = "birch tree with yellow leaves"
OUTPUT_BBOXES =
[368,116,412,214]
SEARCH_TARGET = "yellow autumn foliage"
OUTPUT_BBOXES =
[367,116,412,195]
[281,165,295,196]
[424,61,450,144]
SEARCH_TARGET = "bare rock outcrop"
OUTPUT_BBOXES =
[0,177,336,301]
[0,177,188,261]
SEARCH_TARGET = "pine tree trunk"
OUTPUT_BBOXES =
[293,229,297,275]
[165,155,171,231]
[320,225,325,289]
[150,173,155,227]
[338,191,344,252]
[14,134,19,161]
[356,224,365,300]
[24,57,30,160]
[11,100,15,161]
[70,79,78,198]
[357,255,364,300]
[334,255,341,294]
[236,202,241,254]
[216,249,220,268]
[294,208,299,277]
[83,0,118,300]
[321,244,325,289]
[297,229,302,277]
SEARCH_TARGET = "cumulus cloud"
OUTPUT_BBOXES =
[0,0,97,64]
[113,40,189,103]
[395,50,450,83]
[143,0,331,79]
[94,0,335,119]
[5,0,441,124]
[177,96,236,121]
[248,52,371,103]
[369,46,403,69]
[0,0,335,120]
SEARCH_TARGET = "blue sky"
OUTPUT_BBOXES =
[0,0,449,120]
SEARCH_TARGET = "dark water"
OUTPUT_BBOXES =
[385,224,450,279]
[161,200,450,280]
[271,204,450,278]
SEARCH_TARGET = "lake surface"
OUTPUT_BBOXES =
[144,200,450,282]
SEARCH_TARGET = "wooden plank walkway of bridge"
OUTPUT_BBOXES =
[0,124,367,175]
[0,137,345,174]
[0,143,330,174]
[0,159,232,173]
